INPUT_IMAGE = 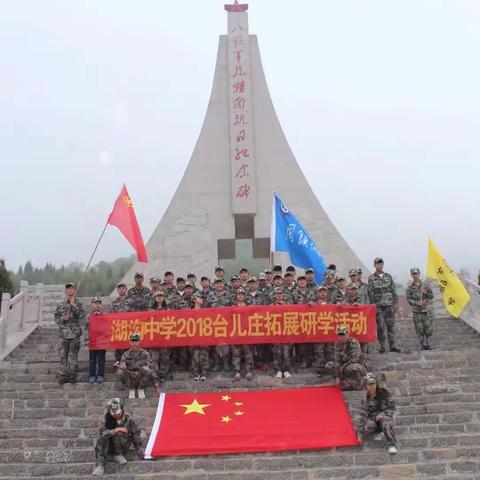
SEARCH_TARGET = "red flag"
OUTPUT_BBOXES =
[107,184,148,263]
[145,386,359,458]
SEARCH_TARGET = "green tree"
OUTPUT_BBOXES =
[0,259,15,298]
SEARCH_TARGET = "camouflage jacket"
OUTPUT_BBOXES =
[99,411,143,451]
[306,281,318,293]
[344,294,368,305]
[111,295,129,313]
[167,291,194,310]
[199,287,213,303]
[357,282,370,304]
[282,286,296,304]
[54,298,86,339]
[163,284,178,302]
[367,272,397,307]
[207,290,234,308]
[363,387,396,420]
[120,348,154,371]
[246,291,263,306]
[125,286,151,312]
[322,284,337,303]
[334,337,364,368]
[333,288,348,304]
[292,288,316,304]
[406,280,433,313]
[257,286,272,305]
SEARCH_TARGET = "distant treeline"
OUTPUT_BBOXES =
[2,256,135,297]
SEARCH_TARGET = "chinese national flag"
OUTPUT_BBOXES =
[107,184,148,263]
[145,386,359,458]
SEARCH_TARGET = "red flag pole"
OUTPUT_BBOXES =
[76,221,109,294]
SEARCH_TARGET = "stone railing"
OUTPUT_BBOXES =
[0,290,42,360]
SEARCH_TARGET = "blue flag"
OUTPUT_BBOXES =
[270,194,327,283]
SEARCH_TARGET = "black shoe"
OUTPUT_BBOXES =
[390,347,401,353]
[425,345,432,350]
[421,344,428,350]
[378,347,386,354]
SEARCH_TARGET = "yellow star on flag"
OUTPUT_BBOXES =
[234,401,243,406]
[221,415,232,423]
[221,395,232,402]
[234,410,244,416]
[179,398,211,415]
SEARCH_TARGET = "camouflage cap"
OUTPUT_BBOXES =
[247,276,257,283]
[273,274,283,280]
[258,272,267,280]
[231,275,240,281]
[305,268,314,274]
[286,265,296,272]
[274,287,284,294]
[160,280,168,286]
[184,284,194,289]
[324,271,334,278]
[284,272,293,278]
[357,268,363,274]
[107,398,123,415]
[336,325,348,336]
[337,276,346,282]
[149,277,160,283]
[129,332,141,342]
[200,276,210,282]
[176,277,186,283]
[272,265,283,272]
[164,271,174,277]
[194,291,204,299]
[373,257,384,264]
[297,275,306,281]
[91,297,102,303]
[187,273,196,279]
[134,272,144,278]
[365,373,377,384]
[264,269,272,274]
[239,267,249,273]
[346,283,358,290]
[410,267,421,275]
[236,288,246,295]
[65,282,76,289]
[215,266,224,272]
[214,278,225,284]
[318,285,327,291]
[116,282,127,288]
[348,268,358,276]
[154,291,166,297]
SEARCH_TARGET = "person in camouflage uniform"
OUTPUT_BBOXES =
[355,268,370,304]
[147,277,161,308]
[125,273,150,312]
[92,398,144,476]
[257,273,272,305]
[166,279,193,372]
[163,271,177,302]
[406,267,434,350]
[312,286,335,371]
[207,279,234,372]
[246,277,262,305]
[271,288,292,379]
[264,269,273,287]
[357,373,398,454]
[344,284,368,305]
[231,289,254,380]
[149,292,170,382]
[282,272,296,304]
[238,267,250,288]
[112,282,129,365]
[268,274,284,302]
[190,293,209,381]
[305,268,317,295]
[186,273,198,292]
[367,258,400,353]
[117,333,160,391]
[54,282,86,384]
[322,271,337,303]
[292,276,316,368]
[199,276,212,303]
[254,272,272,370]
[333,276,348,304]
[334,325,367,390]
[215,266,232,291]
[230,276,241,296]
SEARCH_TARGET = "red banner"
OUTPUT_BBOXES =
[145,386,359,458]
[89,304,376,350]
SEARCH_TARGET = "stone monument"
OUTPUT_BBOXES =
[123,1,366,280]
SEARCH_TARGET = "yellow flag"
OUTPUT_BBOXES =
[426,237,470,318]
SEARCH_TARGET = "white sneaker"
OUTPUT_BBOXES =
[200,375,207,381]
[128,389,136,399]
[275,371,283,379]
[194,374,200,381]
[387,445,398,454]
[114,454,127,465]
[325,361,335,369]
[373,432,384,441]
[92,465,104,476]
[283,371,292,378]
[137,389,145,399]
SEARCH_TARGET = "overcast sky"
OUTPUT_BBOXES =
[1,0,479,281]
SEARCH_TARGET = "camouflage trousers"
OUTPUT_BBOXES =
[56,337,80,382]
[149,348,170,377]
[312,343,335,368]
[190,346,209,375]
[213,345,231,365]
[412,311,433,340]
[116,367,157,389]
[339,363,367,390]
[231,345,254,373]
[95,432,130,466]
[273,344,291,372]
[361,416,397,447]
[376,306,396,349]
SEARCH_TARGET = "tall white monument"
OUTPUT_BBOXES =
[124,1,366,280]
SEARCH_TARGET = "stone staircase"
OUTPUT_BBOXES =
[1,308,480,479]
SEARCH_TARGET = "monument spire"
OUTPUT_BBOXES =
[121,3,366,282]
